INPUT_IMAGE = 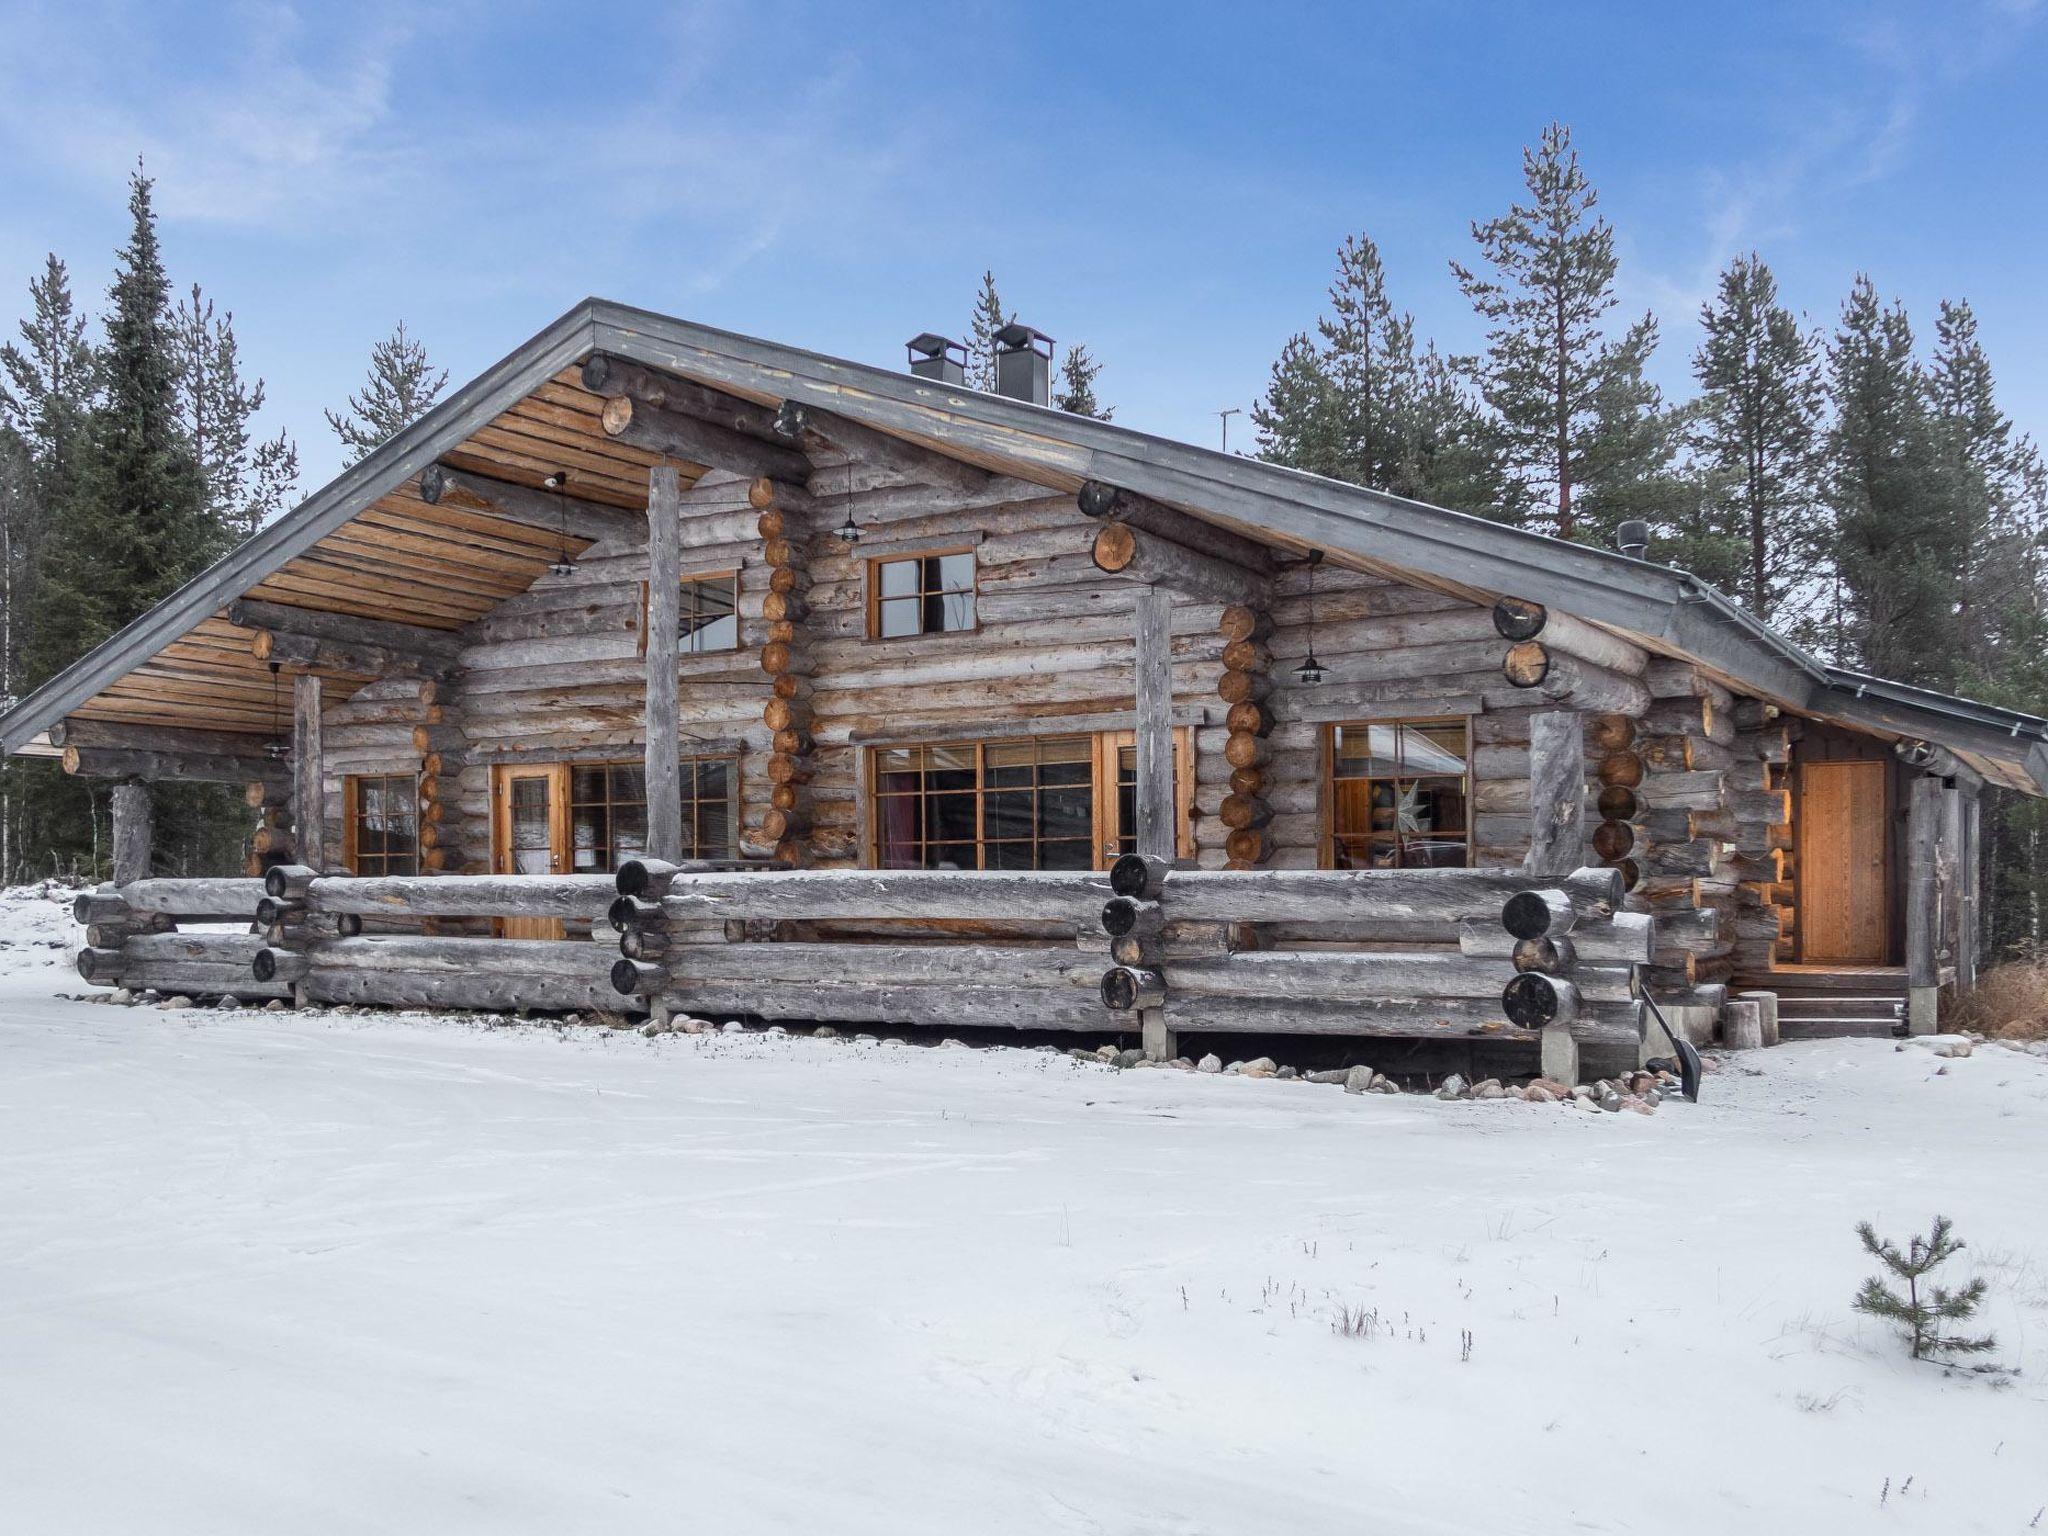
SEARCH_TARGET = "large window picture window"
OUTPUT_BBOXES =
[1326,718,1471,869]
[567,757,738,872]
[872,736,1094,869]
[870,550,975,638]
[345,773,419,876]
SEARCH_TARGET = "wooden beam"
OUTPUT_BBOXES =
[773,400,988,495]
[62,745,272,784]
[1091,523,1267,608]
[250,628,453,682]
[225,599,465,661]
[50,719,281,756]
[645,465,684,862]
[580,353,785,440]
[293,672,326,872]
[1078,479,1279,574]
[597,396,812,487]
[1525,711,1588,876]
[416,463,647,546]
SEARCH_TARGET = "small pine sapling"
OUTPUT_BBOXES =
[1853,1216,1996,1362]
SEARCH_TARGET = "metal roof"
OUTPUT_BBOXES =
[6,296,2044,792]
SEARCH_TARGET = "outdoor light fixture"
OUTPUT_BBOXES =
[264,661,291,759]
[833,461,862,545]
[545,469,576,575]
[1293,549,1327,685]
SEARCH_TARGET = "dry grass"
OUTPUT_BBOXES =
[1948,959,2048,1041]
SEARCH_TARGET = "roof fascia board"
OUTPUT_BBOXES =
[0,306,603,753]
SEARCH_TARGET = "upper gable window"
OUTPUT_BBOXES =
[870,550,975,638]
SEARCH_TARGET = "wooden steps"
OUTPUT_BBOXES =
[1737,967,1907,1040]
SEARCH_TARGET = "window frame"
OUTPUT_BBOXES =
[864,546,978,641]
[862,729,1193,870]
[1319,716,1474,871]
[563,755,743,872]
[639,570,741,659]
[343,771,421,877]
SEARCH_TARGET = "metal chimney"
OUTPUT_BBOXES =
[1615,520,1650,560]
[905,333,967,387]
[994,322,1054,405]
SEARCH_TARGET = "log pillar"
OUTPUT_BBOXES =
[1958,786,1980,991]
[110,780,152,886]
[1132,586,1176,1063]
[1525,710,1586,1083]
[292,672,326,872]
[1905,773,1941,1035]
[645,464,685,862]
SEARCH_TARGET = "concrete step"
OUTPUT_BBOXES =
[1779,1018,1907,1040]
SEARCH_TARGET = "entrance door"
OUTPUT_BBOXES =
[1799,760,1889,963]
[492,763,569,939]
[1096,729,1194,866]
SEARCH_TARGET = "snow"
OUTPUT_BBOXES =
[1,884,2045,1534]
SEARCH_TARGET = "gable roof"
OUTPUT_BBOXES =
[6,297,2045,792]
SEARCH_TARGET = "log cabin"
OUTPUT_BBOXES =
[7,299,2043,1079]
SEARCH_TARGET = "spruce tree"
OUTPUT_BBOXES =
[1394,343,1518,520]
[965,271,1008,394]
[1853,1216,1995,1362]
[1689,254,1826,622]
[1315,234,1419,491]
[1573,313,1693,551]
[1053,342,1111,419]
[325,321,448,464]
[1823,277,1963,685]
[1453,122,1645,539]
[174,284,298,536]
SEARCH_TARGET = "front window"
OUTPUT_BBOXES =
[872,736,1094,869]
[568,757,738,871]
[871,550,975,638]
[347,774,419,876]
[1327,718,1470,868]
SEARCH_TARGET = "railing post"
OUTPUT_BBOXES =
[292,672,326,872]
[1905,774,1941,1035]
[645,464,685,864]
[109,779,152,886]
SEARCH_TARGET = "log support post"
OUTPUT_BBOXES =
[292,672,326,872]
[645,464,685,863]
[110,780,152,887]
[754,477,815,863]
[1132,588,1176,1062]
[1905,773,1941,1034]
[1525,710,1586,1083]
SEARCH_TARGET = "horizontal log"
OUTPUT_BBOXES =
[1502,644,1652,714]
[1502,972,1578,1027]
[416,463,646,546]
[49,720,279,757]
[1092,523,1267,608]
[774,400,988,495]
[227,599,466,661]
[1459,909,1654,964]
[581,354,786,440]
[1077,481,1279,573]
[1167,948,1635,1005]
[1100,966,1166,1011]
[654,870,1114,924]
[660,979,1110,1033]
[64,745,272,785]
[1160,994,1638,1043]
[110,877,266,916]
[1218,605,1274,643]
[600,394,812,484]
[252,628,451,682]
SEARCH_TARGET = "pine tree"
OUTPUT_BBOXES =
[1823,277,1964,685]
[1253,332,1340,476]
[325,321,448,464]
[1573,313,1693,552]
[1316,234,1419,491]
[1394,343,1518,520]
[1689,254,1826,622]
[1053,342,1112,419]
[174,284,298,537]
[1453,122,1644,539]
[1853,1216,1995,1362]
[965,271,1008,394]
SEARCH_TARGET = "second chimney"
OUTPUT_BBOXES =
[994,322,1054,406]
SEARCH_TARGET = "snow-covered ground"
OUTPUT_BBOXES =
[2,885,2045,1535]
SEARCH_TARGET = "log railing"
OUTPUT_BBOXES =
[72,861,1648,1053]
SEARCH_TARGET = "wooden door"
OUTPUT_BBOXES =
[492,763,569,939]
[1800,760,1889,963]
[1096,729,1195,866]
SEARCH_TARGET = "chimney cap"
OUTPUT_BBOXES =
[906,331,965,359]
[1615,519,1651,559]
[995,321,1054,354]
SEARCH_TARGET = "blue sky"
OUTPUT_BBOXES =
[2,0,2044,491]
